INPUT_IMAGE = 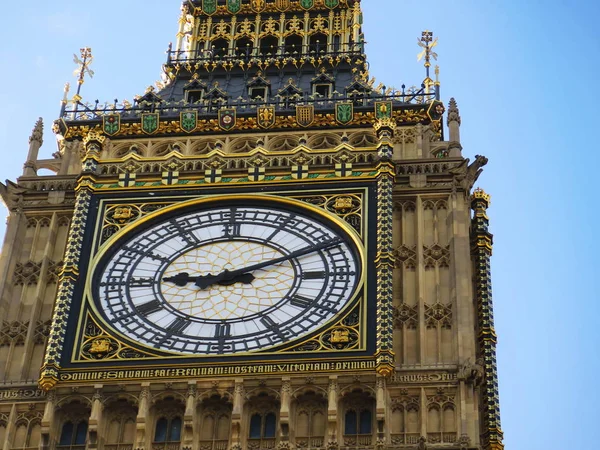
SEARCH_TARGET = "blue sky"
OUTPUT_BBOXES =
[1,1,598,448]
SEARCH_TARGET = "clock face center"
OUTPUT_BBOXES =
[161,241,295,320]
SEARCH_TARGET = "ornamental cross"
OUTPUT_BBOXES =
[417,31,438,64]
[73,48,94,85]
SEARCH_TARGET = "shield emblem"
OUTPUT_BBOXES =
[227,0,242,14]
[336,102,354,125]
[219,108,237,131]
[251,0,265,12]
[375,101,393,120]
[296,105,315,127]
[202,0,217,15]
[103,114,120,136]
[325,0,340,8]
[141,113,159,135]
[180,111,198,133]
[300,0,314,10]
[257,106,276,129]
[275,0,290,11]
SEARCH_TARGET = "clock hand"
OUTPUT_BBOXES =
[194,237,343,289]
[163,271,255,287]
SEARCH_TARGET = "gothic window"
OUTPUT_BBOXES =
[390,397,420,446]
[246,393,279,447]
[294,392,326,449]
[427,393,457,444]
[284,34,303,55]
[211,38,230,59]
[187,90,204,103]
[342,391,374,447]
[153,417,182,444]
[259,36,279,56]
[11,416,41,450]
[104,400,137,450]
[199,396,232,450]
[57,421,88,449]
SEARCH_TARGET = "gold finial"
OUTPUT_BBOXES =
[472,188,491,205]
[417,31,438,94]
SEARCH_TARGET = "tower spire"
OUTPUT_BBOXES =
[23,118,43,176]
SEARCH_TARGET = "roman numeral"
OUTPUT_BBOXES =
[301,271,326,280]
[165,317,189,335]
[136,300,163,317]
[290,295,313,309]
[129,278,156,287]
[223,223,241,238]
[215,323,231,338]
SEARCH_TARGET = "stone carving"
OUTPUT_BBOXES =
[394,245,416,269]
[423,244,450,268]
[459,358,484,386]
[416,436,427,450]
[393,304,418,330]
[449,155,488,192]
[424,303,453,329]
[13,261,42,285]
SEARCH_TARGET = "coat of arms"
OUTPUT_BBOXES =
[257,106,276,129]
[227,0,242,14]
[202,0,217,15]
[103,114,120,136]
[141,113,159,135]
[180,111,198,133]
[275,0,290,11]
[375,101,393,120]
[218,108,237,131]
[300,0,314,9]
[335,102,353,125]
[296,105,315,128]
[324,0,340,8]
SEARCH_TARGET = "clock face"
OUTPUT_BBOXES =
[91,197,363,355]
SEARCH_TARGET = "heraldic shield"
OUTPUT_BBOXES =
[219,108,237,131]
[296,105,315,127]
[227,0,242,14]
[257,106,276,129]
[300,0,315,10]
[103,114,120,136]
[275,0,291,11]
[180,111,198,133]
[141,113,159,135]
[202,0,217,15]
[336,102,354,125]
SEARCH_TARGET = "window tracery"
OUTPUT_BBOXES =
[293,392,326,449]
[198,395,232,450]
[246,393,279,450]
[342,391,374,447]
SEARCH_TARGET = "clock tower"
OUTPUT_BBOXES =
[0,1,503,450]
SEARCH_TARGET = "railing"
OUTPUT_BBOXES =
[427,432,457,444]
[198,440,229,450]
[247,438,276,450]
[343,434,373,447]
[56,445,85,450]
[104,444,134,450]
[152,442,181,450]
[295,436,324,448]
[62,87,437,122]
[389,433,421,445]
[166,46,364,66]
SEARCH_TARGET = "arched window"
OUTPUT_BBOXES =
[294,393,326,449]
[284,34,303,55]
[199,397,232,450]
[342,391,374,447]
[235,37,254,59]
[57,421,88,449]
[248,412,277,439]
[11,418,41,450]
[211,38,230,59]
[259,36,279,56]
[153,417,182,445]
[104,401,137,450]
[309,33,328,54]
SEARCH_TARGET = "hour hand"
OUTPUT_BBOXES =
[163,272,194,287]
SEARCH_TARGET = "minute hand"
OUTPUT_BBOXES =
[194,238,343,288]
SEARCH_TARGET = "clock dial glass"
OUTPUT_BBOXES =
[92,198,362,355]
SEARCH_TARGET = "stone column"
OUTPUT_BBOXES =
[88,385,104,450]
[230,379,244,450]
[40,391,56,450]
[279,378,291,444]
[135,384,151,450]
[327,376,338,447]
[1,404,17,450]
[182,382,197,450]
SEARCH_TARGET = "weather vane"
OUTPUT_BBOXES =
[417,31,439,95]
